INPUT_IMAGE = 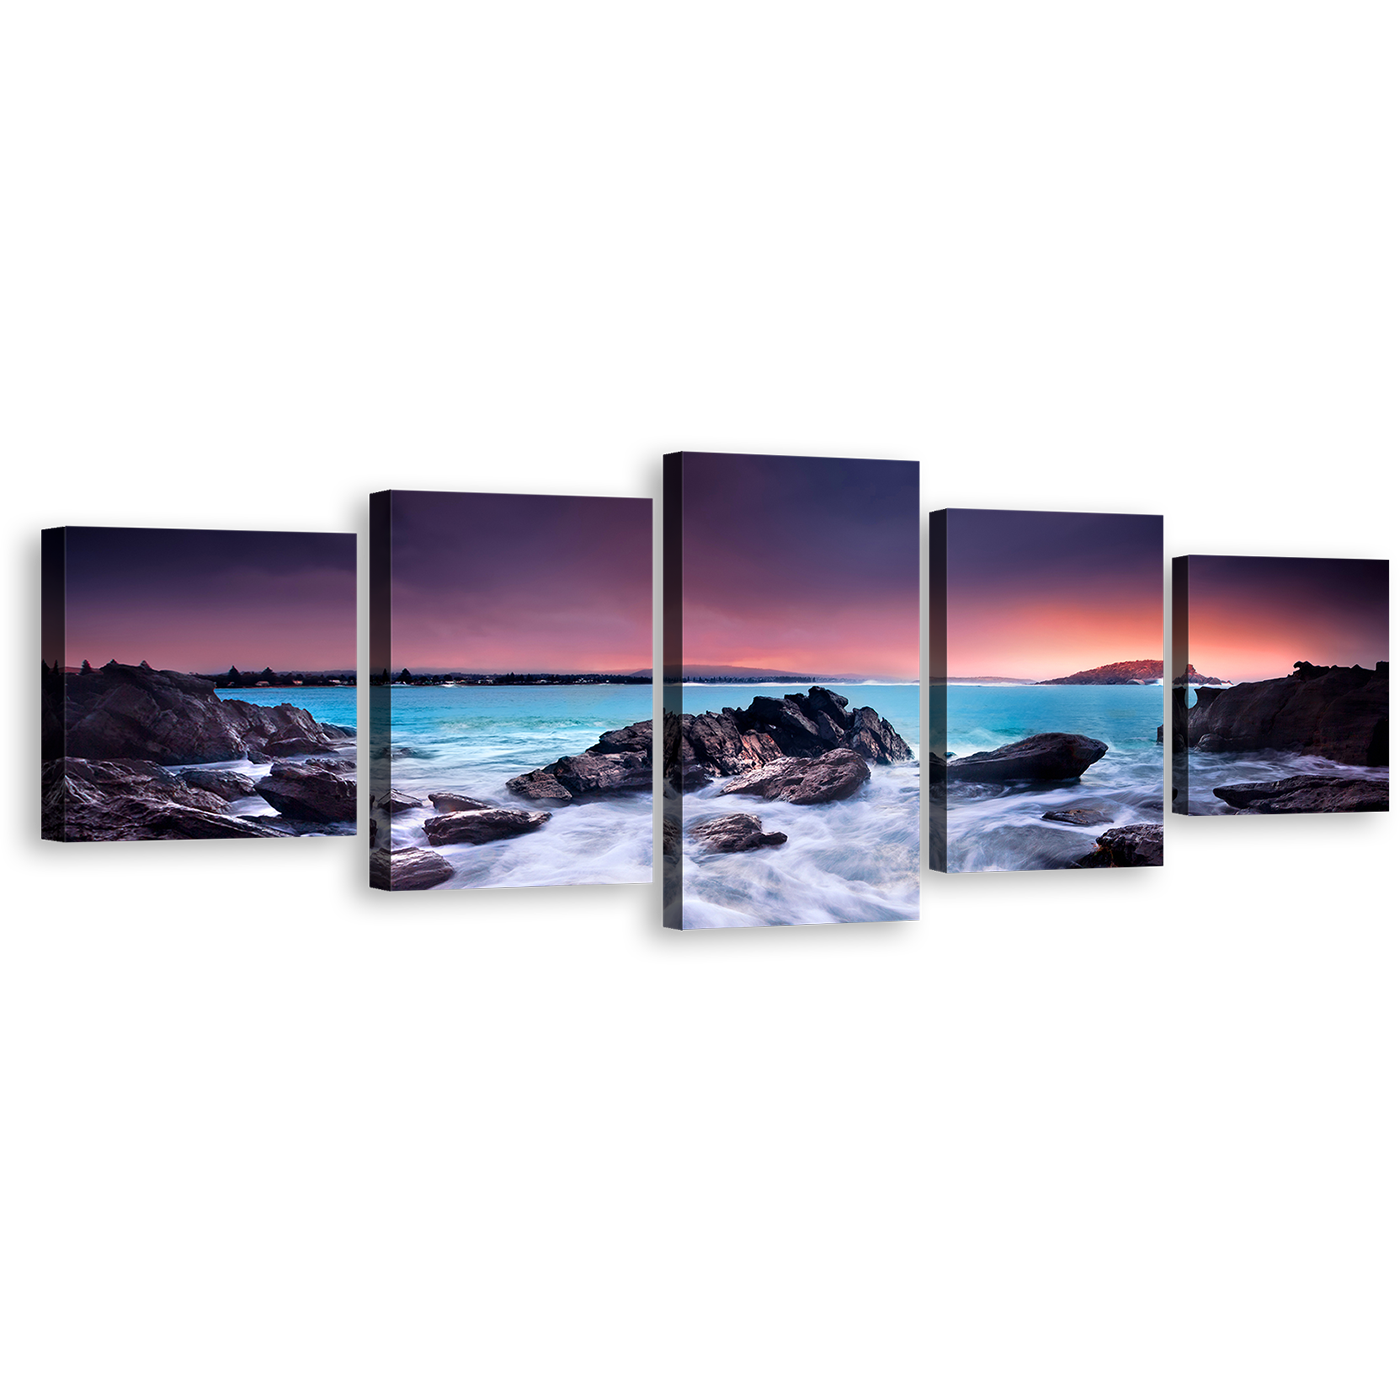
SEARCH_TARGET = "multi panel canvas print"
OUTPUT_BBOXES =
[42,527,358,841]
[663,452,920,929]
[1171,555,1389,814]
[931,509,1165,871]
[369,491,652,891]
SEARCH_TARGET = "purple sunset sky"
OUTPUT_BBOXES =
[944,509,1163,677]
[388,491,652,671]
[679,454,920,678]
[62,527,356,671]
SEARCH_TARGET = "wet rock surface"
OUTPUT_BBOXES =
[1041,806,1111,826]
[428,791,492,812]
[42,757,279,841]
[948,733,1108,782]
[423,807,552,845]
[179,768,259,800]
[1212,775,1389,813]
[1073,823,1164,867]
[376,790,425,813]
[255,760,357,823]
[720,749,872,805]
[370,847,455,890]
[689,813,788,852]
[508,720,652,803]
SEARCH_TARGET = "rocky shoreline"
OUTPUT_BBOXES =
[374,688,916,893]
[42,662,356,842]
[1181,662,1387,765]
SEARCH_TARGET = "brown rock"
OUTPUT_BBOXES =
[720,749,872,804]
[423,807,551,845]
[689,813,788,852]
[370,847,455,890]
[428,791,492,812]
[255,762,357,823]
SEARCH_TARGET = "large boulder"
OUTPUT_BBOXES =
[948,733,1108,782]
[255,760,357,823]
[1213,775,1388,813]
[1073,824,1164,867]
[1186,665,1387,764]
[689,813,788,852]
[54,664,349,764]
[720,749,872,804]
[423,807,551,845]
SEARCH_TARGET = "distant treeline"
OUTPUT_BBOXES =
[678,674,825,685]
[44,660,355,687]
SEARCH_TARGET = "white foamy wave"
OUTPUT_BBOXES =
[671,763,920,928]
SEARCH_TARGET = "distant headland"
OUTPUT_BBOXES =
[375,669,651,687]
[49,659,356,688]
[1038,659,1163,685]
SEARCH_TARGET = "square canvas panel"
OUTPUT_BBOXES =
[931,509,1165,871]
[42,527,358,842]
[663,452,920,929]
[369,490,653,891]
[1171,555,1389,814]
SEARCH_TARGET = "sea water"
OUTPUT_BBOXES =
[1179,686,1387,815]
[675,684,921,928]
[943,685,1165,871]
[160,687,362,833]
[379,684,654,888]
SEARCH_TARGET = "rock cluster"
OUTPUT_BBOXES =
[508,721,653,803]
[1184,664,1387,765]
[664,687,910,792]
[46,663,350,765]
[43,757,279,841]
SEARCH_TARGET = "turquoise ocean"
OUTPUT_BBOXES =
[943,684,1165,871]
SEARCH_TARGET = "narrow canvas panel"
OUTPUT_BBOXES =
[663,452,920,929]
[1170,555,1389,814]
[368,490,653,891]
[931,509,1165,872]
[41,526,358,842]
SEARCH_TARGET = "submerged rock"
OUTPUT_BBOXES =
[423,807,551,845]
[948,733,1108,782]
[1186,665,1387,764]
[689,813,788,852]
[1212,775,1388,813]
[1041,806,1111,826]
[720,749,871,804]
[1073,824,1164,867]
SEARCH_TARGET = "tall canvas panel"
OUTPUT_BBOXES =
[368,490,653,891]
[931,509,1165,871]
[663,452,920,929]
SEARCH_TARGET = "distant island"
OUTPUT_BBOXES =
[1172,663,1229,685]
[933,675,1038,685]
[1038,659,1163,685]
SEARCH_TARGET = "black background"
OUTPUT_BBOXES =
[32,442,1388,957]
